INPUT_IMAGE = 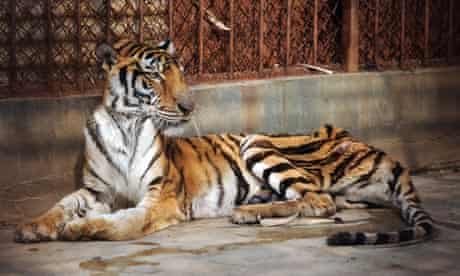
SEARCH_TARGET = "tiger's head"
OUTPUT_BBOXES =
[96,39,194,130]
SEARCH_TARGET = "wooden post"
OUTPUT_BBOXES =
[448,0,454,62]
[138,0,144,43]
[401,0,406,67]
[229,0,234,76]
[258,0,264,72]
[313,0,318,65]
[198,0,204,75]
[342,0,359,72]
[169,0,174,39]
[286,0,291,67]
[424,0,430,63]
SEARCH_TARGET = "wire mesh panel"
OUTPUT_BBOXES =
[0,0,457,99]
[289,0,315,66]
[375,0,402,68]
[233,0,260,74]
[428,0,449,63]
[170,1,199,76]
[0,1,9,96]
[455,1,460,59]
[403,0,425,66]
[317,0,342,66]
[201,0,230,75]
[262,0,287,69]
[358,0,377,69]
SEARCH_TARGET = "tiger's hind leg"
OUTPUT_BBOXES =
[15,187,111,243]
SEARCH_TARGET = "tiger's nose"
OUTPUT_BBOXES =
[177,99,195,116]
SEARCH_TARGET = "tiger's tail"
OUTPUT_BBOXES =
[327,163,436,246]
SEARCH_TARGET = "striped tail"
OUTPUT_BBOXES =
[327,164,436,246]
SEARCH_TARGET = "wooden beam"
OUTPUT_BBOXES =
[342,0,359,72]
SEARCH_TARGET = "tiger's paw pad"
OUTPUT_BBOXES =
[231,208,260,224]
[14,221,59,243]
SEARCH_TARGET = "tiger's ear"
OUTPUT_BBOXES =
[157,39,175,55]
[96,43,118,71]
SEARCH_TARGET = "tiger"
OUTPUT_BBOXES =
[14,39,435,246]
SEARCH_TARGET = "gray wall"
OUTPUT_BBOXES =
[1,67,460,223]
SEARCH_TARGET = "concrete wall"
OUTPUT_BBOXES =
[1,67,460,224]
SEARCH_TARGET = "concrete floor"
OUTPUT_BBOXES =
[1,172,460,276]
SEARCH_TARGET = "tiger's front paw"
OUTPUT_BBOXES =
[15,220,61,243]
[14,208,64,243]
[231,207,260,224]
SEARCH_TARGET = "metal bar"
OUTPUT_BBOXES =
[76,0,82,94]
[401,0,406,67]
[169,0,174,39]
[313,0,318,65]
[448,0,454,62]
[424,0,430,62]
[138,0,144,42]
[8,0,16,96]
[198,0,204,75]
[374,0,379,66]
[229,0,234,76]
[342,0,359,72]
[259,0,264,72]
[286,0,291,66]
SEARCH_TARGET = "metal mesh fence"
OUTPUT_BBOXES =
[0,0,458,98]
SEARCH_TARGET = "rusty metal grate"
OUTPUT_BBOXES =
[0,0,458,99]
[358,0,458,70]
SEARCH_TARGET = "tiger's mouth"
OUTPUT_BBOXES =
[153,108,193,131]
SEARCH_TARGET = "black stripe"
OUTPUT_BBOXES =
[128,44,142,56]
[325,124,333,137]
[241,139,275,155]
[116,40,133,51]
[217,135,237,153]
[142,130,158,156]
[84,186,102,199]
[86,122,124,177]
[131,69,140,91]
[213,142,249,205]
[331,153,357,184]
[402,181,415,197]
[227,134,243,149]
[86,165,110,187]
[205,152,225,207]
[201,136,217,153]
[262,163,293,182]
[348,149,377,171]
[399,229,414,242]
[245,150,277,171]
[119,66,127,87]
[335,130,351,139]
[389,162,404,193]
[140,150,162,182]
[418,222,434,235]
[111,95,118,109]
[107,110,129,147]
[375,233,391,244]
[355,232,367,245]
[355,152,386,188]
[279,140,326,155]
[183,138,203,161]
[148,176,163,191]
[279,177,309,195]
